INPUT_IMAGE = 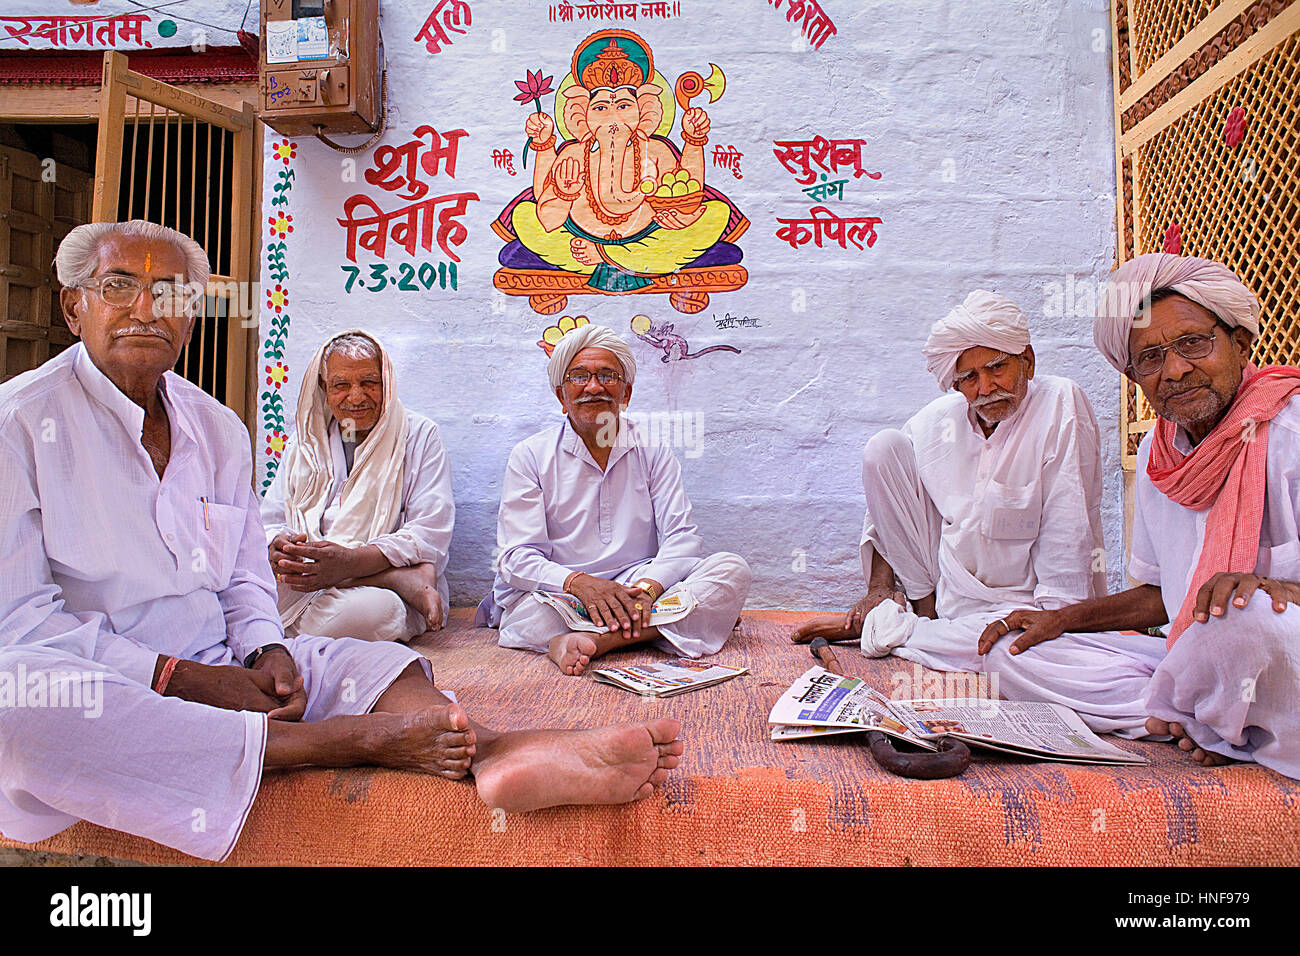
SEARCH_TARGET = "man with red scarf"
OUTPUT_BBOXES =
[980,252,1300,778]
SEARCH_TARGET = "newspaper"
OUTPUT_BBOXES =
[592,658,746,698]
[888,698,1147,765]
[767,667,937,750]
[533,589,696,633]
[769,668,1147,765]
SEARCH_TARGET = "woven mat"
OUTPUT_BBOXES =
[4,609,1298,866]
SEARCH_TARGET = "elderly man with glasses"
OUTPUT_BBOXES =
[476,324,751,675]
[981,253,1300,778]
[0,221,686,861]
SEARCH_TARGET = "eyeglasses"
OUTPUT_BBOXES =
[563,369,624,386]
[79,273,196,318]
[1128,331,1218,377]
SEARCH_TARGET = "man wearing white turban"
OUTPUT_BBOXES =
[793,291,1169,737]
[476,324,751,675]
[0,222,686,861]
[982,253,1300,778]
[261,331,454,643]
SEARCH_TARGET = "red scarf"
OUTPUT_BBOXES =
[1147,364,1300,645]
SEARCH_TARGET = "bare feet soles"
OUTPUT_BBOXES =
[1145,716,1235,767]
[549,632,597,675]
[474,718,685,812]
[371,704,477,779]
[790,615,861,644]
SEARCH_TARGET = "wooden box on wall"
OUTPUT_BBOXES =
[257,0,380,137]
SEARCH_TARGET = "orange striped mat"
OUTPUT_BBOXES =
[3,609,1297,865]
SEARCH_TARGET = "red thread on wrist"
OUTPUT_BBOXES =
[154,656,180,695]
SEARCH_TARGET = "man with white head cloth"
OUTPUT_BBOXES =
[0,222,686,861]
[793,290,1170,738]
[983,253,1300,778]
[476,323,751,675]
[261,330,454,643]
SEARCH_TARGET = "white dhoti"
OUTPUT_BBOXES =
[495,552,751,659]
[0,635,426,861]
[1145,601,1300,777]
[282,585,426,643]
[860,428,942,599]
[860,423,1168,737]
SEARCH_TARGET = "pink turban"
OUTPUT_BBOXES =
[922,290,1031,390]
[1093,253,1260,374]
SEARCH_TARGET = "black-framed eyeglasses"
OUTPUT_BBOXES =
[79,273,196,317]
[564,369,623,386]
[1128,331,1218,377]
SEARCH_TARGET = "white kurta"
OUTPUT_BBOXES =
[1131,396,1300,777]
[858,375,1168,735]
[260,411,455,639]
[0,345,424,859]
[861,375,1107,616]
[475,416,750,657]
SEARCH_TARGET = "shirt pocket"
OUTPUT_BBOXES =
[982,480,1042,541]
[194,500,247,590]
[1264,539,1300,580]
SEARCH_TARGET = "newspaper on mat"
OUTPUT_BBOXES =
[767,666,937,750]
[888,698,1148,765]
[592,658,747,698]
[533,589,697,633]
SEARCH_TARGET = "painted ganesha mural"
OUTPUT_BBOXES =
[493,28,750,316]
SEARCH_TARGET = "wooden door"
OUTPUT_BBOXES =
[94,51,259,425]
[0,145,89,382]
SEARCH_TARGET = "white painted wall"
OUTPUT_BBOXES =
[254,0,1124,609]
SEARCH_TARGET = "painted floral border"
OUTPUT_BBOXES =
[259,138,297,493]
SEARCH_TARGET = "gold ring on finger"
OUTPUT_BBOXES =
[635,603,644,611]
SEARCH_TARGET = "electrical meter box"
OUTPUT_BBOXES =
[257,0,381,137]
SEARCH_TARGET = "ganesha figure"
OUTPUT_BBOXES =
[494,29,748,315]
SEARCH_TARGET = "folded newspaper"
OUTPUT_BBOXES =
[769,667,1147,765]
[533,589,696,633]
[593,658,747,697]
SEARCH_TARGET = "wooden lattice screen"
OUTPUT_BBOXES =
[1111,0,1300,468]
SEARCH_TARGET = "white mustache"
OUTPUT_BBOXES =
[576,396,612,404]
[114,325,168,339]
[973,390,1015,407]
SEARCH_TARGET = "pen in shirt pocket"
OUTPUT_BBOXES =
[200,496,210,531]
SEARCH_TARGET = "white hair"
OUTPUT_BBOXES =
[54,219,210,290]
[323,332,382,365]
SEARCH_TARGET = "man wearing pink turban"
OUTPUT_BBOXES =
[794,291,1169,738]
[983,252,1300,779]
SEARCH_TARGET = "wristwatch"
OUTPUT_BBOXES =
[243,643,288,668]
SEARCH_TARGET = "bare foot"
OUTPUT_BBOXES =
[385,564,443,632]
[370,704,477,779]
[549,632,597,676]
[1145,717,1235,767]
[473,718,684,812]
[912,592,938,620]
[790,614,860,644]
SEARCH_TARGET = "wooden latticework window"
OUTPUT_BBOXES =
[1130,0,1224,76]
[1111,0,1300,467]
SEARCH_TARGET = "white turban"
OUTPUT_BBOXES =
[546,323,637,389]
[922,290,1031,390]
[1093,252,1260,374]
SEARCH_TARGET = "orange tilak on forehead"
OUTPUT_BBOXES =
[144,252,151,272]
